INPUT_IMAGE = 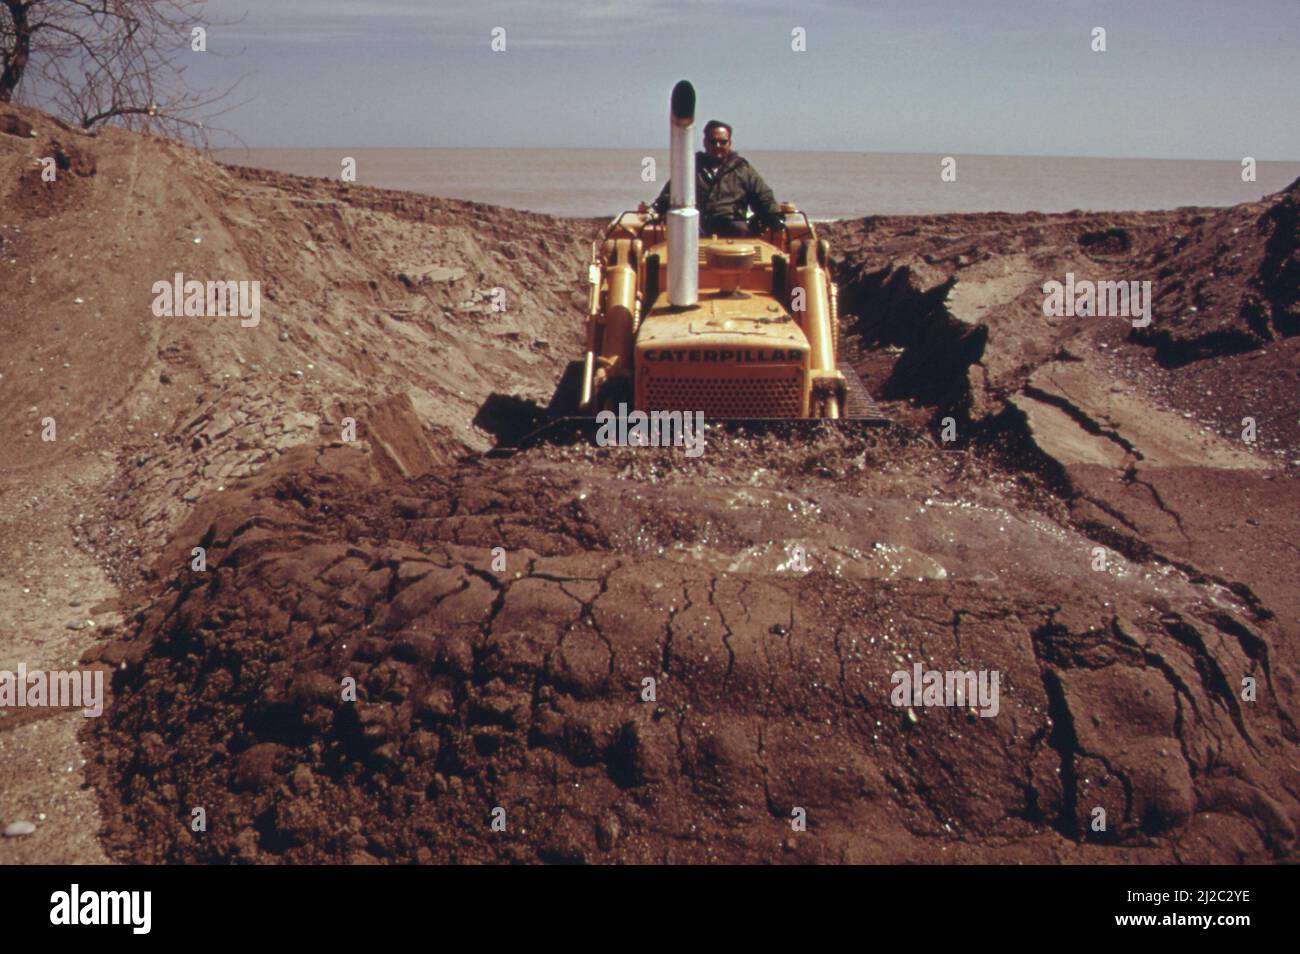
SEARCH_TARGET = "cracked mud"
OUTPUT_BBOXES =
[85,429,1296,862]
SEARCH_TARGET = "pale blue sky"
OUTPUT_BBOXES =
[185,0,1300,158]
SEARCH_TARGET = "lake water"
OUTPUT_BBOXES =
[215,148,1300,221]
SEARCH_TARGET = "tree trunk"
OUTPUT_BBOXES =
[0,1,32,103]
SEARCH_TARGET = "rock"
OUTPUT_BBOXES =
[290,765,314,795]
[596,816,620,851]
[65,619,85,630]
[4,821,36,837]
[233,743,287,792]
[0,114,34,138]
[399,265,467,288]
[416,686,456,721]
[233,827,259,860]
[206,411,237,439]
[423,265,466,283]
[48,140,97,177]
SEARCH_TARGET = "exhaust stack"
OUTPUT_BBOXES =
[667,80,698,307]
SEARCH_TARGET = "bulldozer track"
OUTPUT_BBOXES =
[838,361,887,421]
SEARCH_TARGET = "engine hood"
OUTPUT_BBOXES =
[637,296,809,361]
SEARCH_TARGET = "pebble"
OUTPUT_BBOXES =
[4,821,36,837]
[66,619,85,630]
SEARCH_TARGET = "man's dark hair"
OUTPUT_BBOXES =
[703,120,732,139]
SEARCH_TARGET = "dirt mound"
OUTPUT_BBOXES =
[84,427,1296,863]
[0,100,601,584]
[1135,176,1300,363]
[825,185,1300,462]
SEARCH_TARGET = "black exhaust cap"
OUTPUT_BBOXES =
[671,80,695,123]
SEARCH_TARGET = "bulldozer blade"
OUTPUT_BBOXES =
[489,406,891,460]
[487,362,891,456]
[838,361,890,423]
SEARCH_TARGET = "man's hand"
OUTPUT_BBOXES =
[637,201,649,214]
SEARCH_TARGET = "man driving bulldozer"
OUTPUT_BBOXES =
[640,120,785,237]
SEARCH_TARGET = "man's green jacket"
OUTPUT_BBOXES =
[651,152,782,230]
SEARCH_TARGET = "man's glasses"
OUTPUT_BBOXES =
[707,138,730,146]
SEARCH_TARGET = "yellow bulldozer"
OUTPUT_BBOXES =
[569,80,880,424]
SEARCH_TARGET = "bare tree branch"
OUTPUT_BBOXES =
[1,0,246,147]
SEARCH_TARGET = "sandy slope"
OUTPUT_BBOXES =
[1,102,1296,863]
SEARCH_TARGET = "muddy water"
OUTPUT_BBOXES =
[547,434,1254,626]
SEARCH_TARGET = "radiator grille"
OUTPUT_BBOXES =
[644,372,803,418]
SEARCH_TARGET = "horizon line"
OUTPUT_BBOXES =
[212,145,1300,164]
